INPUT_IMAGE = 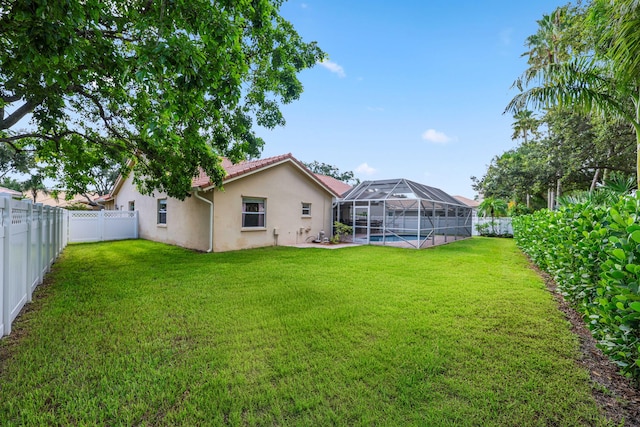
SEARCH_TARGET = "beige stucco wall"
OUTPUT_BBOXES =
[113,173,211,251]
[112,161,334,252]
[211,162,333,252]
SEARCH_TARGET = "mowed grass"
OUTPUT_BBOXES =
[0,238,611,426]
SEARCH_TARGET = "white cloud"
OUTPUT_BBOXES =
[319,59,346,78]
[355,163,377,175]
[421,129,453,144]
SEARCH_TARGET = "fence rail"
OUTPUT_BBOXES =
[1,195,66,336]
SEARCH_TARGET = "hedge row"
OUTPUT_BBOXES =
[512,195,640,382]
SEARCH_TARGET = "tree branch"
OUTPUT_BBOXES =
[69,85,129,141]
[0,99,39,130]
[1,93,21,103]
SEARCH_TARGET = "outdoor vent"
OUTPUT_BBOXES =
[273,227,279,236]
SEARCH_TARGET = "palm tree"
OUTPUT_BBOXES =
[511,110,539,144]
[478,197,508,235]
[507,2,640,189]
[20,174,48,202]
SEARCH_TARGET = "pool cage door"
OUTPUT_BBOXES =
[353,205,370,244]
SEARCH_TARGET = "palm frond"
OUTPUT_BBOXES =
[505,59,636,125]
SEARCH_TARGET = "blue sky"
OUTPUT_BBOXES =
[255,0,568,198]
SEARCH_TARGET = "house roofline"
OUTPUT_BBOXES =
[199,154,341,197]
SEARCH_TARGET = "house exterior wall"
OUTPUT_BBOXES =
[211,163,333,252]
[113,173,211,251]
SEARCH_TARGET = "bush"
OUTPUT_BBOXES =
[513,196,640,382]
[332,221,352,243]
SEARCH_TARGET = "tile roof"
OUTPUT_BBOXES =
[0,186,22,197]
[313,173,352,196]
[453,195,480,207]
[192,153,344,197]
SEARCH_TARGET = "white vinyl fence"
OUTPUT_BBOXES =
[1,195,66,336]
[472,216,513,236]
[67,210,138,243]
[1,197,139,337]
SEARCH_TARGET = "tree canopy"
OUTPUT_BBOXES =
[474,1,640,208]
[473,109,636,208]
[506,0,640,189]
[0,0,324,199]
[302,161,360,185]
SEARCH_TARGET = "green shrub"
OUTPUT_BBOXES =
[332,221,352,243]
[513,196,640,382]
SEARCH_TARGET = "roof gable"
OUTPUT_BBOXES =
[195,153,341,197]
[111,153,346,198]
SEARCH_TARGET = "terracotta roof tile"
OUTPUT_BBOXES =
[0,186,22,196]
[191,153,340,197]
[313,174,352,196]
[454,195,480,207]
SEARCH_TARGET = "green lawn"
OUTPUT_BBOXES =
[0,238,612,426]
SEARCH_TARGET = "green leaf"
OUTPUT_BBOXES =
[631,230,640,243]
[611,248,626,261]
[630,302,640,312]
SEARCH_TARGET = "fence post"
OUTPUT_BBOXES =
[99,210,105,241]
[25,200,33,303]
[2,195,13,336]
[53,208,59,258]
[44,207,51,272]
[0,196,6,336]
[35,203,43,288]
[134,210,139,238]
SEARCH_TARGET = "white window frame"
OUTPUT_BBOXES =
[301,202,312,217]
[242,197,266,229]
[157,198,167,225]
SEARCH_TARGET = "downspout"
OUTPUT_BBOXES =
[193,189,213,253]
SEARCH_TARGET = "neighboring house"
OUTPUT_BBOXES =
[453,195,480,208]
[25,190,101,209]
[110,153,348,252]
[0,186,22,199]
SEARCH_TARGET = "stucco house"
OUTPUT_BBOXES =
[109,153,351,252]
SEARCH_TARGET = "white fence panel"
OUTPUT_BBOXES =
[68,210,138,243]
[103,211,138,241]
[472,217,513,236]
[1,195,66,337]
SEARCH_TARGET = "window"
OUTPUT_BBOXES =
[302,202,311,216]
[242,198,265,228]
[128,201,135,211]
[157,199,167,224]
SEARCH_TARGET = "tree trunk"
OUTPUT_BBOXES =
[590,168,601,192]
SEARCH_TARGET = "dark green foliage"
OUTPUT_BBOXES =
[513,196,640,381]
[1,0,324,199]
[302,161,359,185]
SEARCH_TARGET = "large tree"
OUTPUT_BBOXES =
[0,0,324,199]
[507,1,640,188]
[473,109,635,208]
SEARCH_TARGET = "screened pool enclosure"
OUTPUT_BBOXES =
[334,179,473,249]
